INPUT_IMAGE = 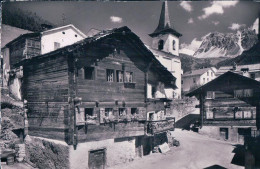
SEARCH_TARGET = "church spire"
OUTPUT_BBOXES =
[157,1,171,31]
[149,1,182,38]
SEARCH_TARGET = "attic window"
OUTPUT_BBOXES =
[172,40,176,50]
[62,31,65,34]
[75,34,78,37]
[158,40,164,50]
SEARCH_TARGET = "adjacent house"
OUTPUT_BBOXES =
[148,1,182,99]
[18,26,176,169]
[182,67,217,93]
[187,71,260,143]
[2,24,86,99]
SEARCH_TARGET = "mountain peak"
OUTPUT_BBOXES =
[193,28,257,59]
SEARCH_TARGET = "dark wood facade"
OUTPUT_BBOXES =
[21,27,176,145]
[187,71,260,134]
[7,33,41,69]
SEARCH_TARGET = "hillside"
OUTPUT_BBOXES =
[180,53,228,73]
[217,41,260,67]
[2,7,55,32]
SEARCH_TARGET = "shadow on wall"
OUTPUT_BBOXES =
[175,114,200,130]
[203,164,227,169]
[231,144,245,167]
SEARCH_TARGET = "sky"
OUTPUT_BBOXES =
[3,1,260,53]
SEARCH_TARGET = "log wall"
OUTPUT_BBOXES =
[23,54,70,141]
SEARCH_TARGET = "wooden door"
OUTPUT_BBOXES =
[89,149,106,169]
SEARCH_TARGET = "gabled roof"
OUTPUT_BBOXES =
[17,26,177,89]
[149,1,182,38]
[4,32,40,48]
[3,24,86,48]
[42,24,86,38]
[86,28,102,37]
[183,67,216,77]
[186,71,260,97]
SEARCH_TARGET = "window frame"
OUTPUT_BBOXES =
[116,70,124,83]
[158,40,164,50]
[54,42,61,50]
[106,69,114,82]
[125,71,133,83]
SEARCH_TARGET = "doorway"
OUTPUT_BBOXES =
[88,149,106,169]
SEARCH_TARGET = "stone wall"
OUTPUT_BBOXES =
[69,137,136,169]
[170,97,199,121]
[24,136,69,169]
[199,126,250,143]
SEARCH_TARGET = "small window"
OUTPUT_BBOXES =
[206,91,215,99]
[75,34,78,37]
[62,31,65,34]
[35,41,40,49]
[207,78,209,82]
[211,72,213,77]
[250,73,255,79]
[207,72,209,76]
[27,39,32,47]
[203,78,205,83]
[116,70,124,83]
[181,80,183,84]
[131,108,137,115]
[54,42,60,50]
[107,69,114,82]
[125,72,133,83]
[84,67,95,80]
[172,40,176,50]
[85,108,94,120]
[32,40,35,47]
[119,108,127,116]
[158,40,164,50]
[105,108,113,117]
[193,78,196,83]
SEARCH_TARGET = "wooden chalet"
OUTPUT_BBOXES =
[187,71,260,142]
[17,26,176,168]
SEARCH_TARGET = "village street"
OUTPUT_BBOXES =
[110,129,244,169]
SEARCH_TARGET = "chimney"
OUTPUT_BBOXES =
[41,24,53,31]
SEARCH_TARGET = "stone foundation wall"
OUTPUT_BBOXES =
[69,137,136,169]
[24,135,69,169]
[199,126,251,143]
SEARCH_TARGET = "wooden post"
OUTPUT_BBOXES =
[256,101,260,130]
[199,92,204,128]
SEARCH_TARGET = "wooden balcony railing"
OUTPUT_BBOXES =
[146,117,175,135]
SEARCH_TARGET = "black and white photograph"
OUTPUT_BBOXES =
[0,1,260,169]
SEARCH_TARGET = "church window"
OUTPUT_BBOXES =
[172,40,176,50]
[158,40,164,50]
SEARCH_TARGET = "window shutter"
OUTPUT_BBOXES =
[99,108,105,123]
[113,107,119,121]
[76,107,85,125]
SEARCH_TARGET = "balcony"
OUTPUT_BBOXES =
[146,117,175,135]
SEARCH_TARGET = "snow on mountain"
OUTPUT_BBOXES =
[193,28,258,58]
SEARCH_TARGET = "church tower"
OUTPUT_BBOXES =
[149,1,183,99]
[149,1,182,56]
